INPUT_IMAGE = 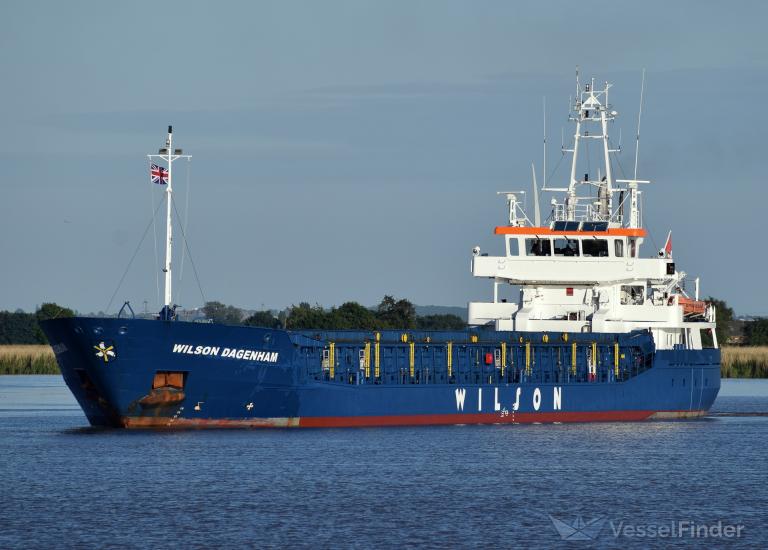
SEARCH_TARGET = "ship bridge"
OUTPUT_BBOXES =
[467,74,716,351]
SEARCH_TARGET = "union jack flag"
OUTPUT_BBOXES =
[150,163,168,185]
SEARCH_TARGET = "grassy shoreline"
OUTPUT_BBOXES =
[720,346,768,378]
[0,345,60,374]
[2,345,767,378]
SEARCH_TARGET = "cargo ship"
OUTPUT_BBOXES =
[42,75,721,428]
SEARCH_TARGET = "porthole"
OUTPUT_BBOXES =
[93,326,103,336]
[118,326,128,335]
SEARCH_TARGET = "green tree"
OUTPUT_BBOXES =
[278,309,288,329]
[329,302,378,330]
[34,302,75,343]
[416,314,466,330]
[283,297,461,331]
[375,295,416,329]
[202,301,243,325]
[243,310,281,329]
[35,303,75,322]
[0,303,74,344]
[744,319,768,346]
[285,303,329,329]
[0,311,39,344]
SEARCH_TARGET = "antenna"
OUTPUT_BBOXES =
[531,162,541,226]
[542,96,547,190]
[633,68,646,180]
[575,66,580,100]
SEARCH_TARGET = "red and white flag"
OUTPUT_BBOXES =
[663,231,672,257]
[150,163,168,185]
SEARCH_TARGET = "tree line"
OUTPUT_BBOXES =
[0,296,465,344]
[0,303,75,344]
[203,295,467,331]
[706,298,768,346]
[5,296,768,345]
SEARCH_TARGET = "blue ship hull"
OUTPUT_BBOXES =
[41,317,720,428]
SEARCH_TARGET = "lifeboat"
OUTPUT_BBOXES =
[678,296,707,317]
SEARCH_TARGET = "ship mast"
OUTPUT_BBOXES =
[566,78,618,221]
[148,126,191,314]
[163,127,174,308]
[545,73,648,227]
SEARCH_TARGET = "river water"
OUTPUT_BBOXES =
[1,376,766,549]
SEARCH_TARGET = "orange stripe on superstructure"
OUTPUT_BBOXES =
[494,226,647,237]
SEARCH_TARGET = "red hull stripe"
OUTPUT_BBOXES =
[122,410,706,429]
[298,410,656,427]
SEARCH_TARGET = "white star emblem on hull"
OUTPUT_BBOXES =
[93,342,115,363]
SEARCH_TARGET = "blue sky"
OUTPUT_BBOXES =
[0,1,766,315]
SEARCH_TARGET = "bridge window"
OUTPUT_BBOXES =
[629,238,637,257]
[507,238,520,256]
[582,239,608,257]
[525,238,551,256]
[620,285,645,305]
[614,239,624,257]
[554,238,580,256]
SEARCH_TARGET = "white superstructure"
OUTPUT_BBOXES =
[469,76,716,350]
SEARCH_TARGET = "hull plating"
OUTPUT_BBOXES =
[42,317,721,429]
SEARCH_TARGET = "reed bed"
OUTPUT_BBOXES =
[1,345,767,377]
[0,345,59,374]
[721,346,768,378]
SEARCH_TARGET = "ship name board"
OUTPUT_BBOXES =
[172,343,279,363]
